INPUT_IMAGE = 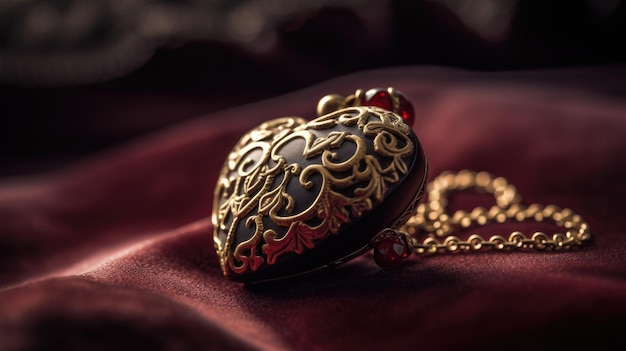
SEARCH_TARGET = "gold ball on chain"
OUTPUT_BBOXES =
[316,94,347,116]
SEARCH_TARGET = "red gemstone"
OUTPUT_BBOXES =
[397,93,415,126]
[373,236,409,268]
[362,88,393,111]
[360,88,415,126]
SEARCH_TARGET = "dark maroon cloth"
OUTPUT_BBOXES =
[1,67,626,350]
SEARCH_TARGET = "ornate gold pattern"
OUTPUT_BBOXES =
[213,107,416,276]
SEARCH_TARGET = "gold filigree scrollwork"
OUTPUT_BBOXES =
[213,107,415,276]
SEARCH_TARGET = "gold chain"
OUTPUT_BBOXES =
[399,170,592,255]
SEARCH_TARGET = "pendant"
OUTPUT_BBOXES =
[212,88,427,283]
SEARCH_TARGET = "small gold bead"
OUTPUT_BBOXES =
[316,94,347,116]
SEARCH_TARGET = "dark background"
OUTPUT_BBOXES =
[1,0,625,177]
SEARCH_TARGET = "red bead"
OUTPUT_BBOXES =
[362,88,393,111]
[397,93,415,126]
[373,235,409,268]
[360,88,415,126]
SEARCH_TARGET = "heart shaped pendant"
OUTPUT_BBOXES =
[212,88,428,283]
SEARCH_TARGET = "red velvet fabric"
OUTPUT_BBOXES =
[1,67,626,350]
